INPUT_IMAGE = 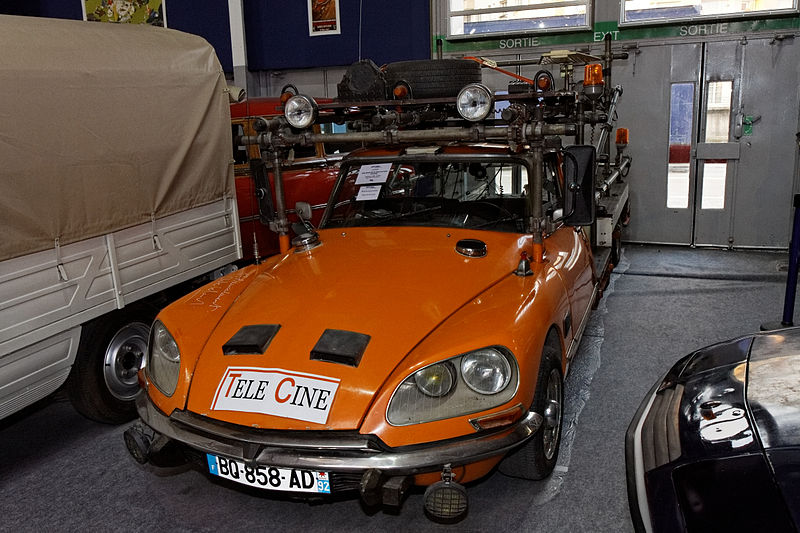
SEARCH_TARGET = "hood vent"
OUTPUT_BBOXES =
[311,329,370,367]
[222,324,281,355]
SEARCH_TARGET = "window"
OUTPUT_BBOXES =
[323,159,530,233]
[621,0,797,26]
[700,80,732,210]
[666,83,694,209]
[448,0,591,39]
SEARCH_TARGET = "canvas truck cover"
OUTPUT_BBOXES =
[0,15,234,262]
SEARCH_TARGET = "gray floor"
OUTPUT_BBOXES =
[0,244,795,532]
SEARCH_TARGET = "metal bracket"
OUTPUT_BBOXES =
[151,213,162,251]
[55,238,68,281]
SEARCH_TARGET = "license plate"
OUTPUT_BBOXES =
[206,454,330,494]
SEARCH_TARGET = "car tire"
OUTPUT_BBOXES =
[384,59,482,99]
[337,59,387,101]
[66,305,156,424]
[498,345,563,480]
[610,223,622,266]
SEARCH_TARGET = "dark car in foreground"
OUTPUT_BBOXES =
[626,327,800,532]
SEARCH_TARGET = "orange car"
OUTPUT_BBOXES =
[125,57,626,522]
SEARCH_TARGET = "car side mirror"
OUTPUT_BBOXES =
[295,201,313,221]
[563,145,596,226]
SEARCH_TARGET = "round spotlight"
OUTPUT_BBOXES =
[284,94,318,128]
[461,348,511,395]
[456,83,494,122]
[414,363,455,397]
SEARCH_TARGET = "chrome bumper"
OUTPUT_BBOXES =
[136,395,543,475]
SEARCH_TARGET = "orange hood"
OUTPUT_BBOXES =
[184,227,530,429]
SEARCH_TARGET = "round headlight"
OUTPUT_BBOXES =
[147,320,181,396]
[414,363,455,397]
[461,348,511,395]
[456,83,494,122]
[284,94,318,128]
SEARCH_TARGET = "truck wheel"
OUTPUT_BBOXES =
[384,59,482,99]
[498,345,563,479]
[66,306,156,424]
[611,223,622,266]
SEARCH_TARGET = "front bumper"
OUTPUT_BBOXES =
[135,394,543,477]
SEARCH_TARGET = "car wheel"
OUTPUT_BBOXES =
[498,345,563,479]
[384,59,482,99]
[66,306,156,424]
[610,223,622,266]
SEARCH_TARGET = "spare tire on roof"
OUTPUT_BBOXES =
[384,59,482,99]
[337,59,387,101]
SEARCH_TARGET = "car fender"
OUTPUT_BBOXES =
[358,261,571,448]
[143,263,267,414]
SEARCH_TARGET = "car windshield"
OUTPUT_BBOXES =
[321,157,560,233]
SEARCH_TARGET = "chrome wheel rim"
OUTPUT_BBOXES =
[542,367,562,461]
[103,322,150,400]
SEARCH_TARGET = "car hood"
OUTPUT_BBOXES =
[185,227,530,430]
[746,328,800,451]
[663,328,800,460]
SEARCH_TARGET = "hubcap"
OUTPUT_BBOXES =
[542,368,562,461]
[103,322,150,401]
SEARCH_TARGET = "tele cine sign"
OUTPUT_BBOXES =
[211,367,340,424]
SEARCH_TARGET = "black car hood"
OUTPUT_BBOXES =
[747,329,800,450]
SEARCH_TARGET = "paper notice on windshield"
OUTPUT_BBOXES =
[355,163,392,184]
[356,185,382,201]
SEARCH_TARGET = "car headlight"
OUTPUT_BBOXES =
[284,94,318,128]
[146,320,181,396]
[461,348,511,394]
[387,346,517,426]
[456,83,494,122]
[414,362,456,397]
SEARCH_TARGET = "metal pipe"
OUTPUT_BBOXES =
[780,194,800,326]
[594,86,622,153]
[594,156,631,201]
[603,33,613,99]
[244,123,576,149]
[530,143,545,264]
[271,150,290,253]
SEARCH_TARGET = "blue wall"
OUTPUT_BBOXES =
[0,0,82,19]
[243,0,430,69]
[168,0,233,72]
[0,0,431,72]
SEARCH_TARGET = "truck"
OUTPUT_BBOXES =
[0,16,340,424]
[0,15,240,423]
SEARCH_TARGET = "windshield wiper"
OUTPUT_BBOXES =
[370,205,443,224]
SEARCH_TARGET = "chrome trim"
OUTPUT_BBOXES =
[630,386,658,533]
[137,396,542,474]
[566,283,598,364]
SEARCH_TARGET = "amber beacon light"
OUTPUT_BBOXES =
[615,128,630,146]
[583,63,604,100]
